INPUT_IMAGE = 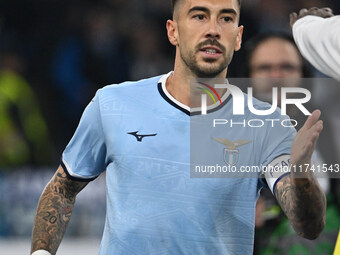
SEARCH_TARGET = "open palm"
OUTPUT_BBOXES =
[290,110,323,169]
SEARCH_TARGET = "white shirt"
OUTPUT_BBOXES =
[293,15,340,81]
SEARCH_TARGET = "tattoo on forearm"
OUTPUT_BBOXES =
[274,176,326,239]
[31,167,88,254]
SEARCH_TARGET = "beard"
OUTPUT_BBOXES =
[180,39,233,78]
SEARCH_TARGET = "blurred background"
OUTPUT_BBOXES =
[0,0,339,254]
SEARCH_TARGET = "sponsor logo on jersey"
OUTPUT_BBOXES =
[128,131,157,142]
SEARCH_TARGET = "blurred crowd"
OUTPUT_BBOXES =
[0,0,339,254]
[0,0,339,165]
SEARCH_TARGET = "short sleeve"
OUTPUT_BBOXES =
[260,112,296,166]
[61,91,106,181]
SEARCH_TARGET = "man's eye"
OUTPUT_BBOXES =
[222,17,233,22]
[194,15,205,20]
[280,64,299,72]
[255,65,272,72]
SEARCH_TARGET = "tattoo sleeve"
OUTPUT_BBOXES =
[274,173,326,240]
[31,166,89,255]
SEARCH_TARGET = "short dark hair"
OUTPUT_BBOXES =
[244,32,312,78]
[171,0,242,15]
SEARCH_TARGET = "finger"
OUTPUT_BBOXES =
[323,7,333,13]
[290,12,298,27]
[301,110,321,131]
[308,119,323,139]
[303,121,322,157]
[309,7,319,14]
[311,120,323,138]
[321,10,334,18]
[317,8,334,18]
[299,8,308,17]
[310,121,322,150]
[315,120,323,133]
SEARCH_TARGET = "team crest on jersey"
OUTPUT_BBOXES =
[213,138,252,166]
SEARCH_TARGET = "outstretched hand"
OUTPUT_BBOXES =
[290,110,323,168]
[290,7,334,28]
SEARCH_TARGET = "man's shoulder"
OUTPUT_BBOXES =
[91,74,166,111]
[99,75,164,94]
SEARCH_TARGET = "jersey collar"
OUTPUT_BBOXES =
[157,71,231,116]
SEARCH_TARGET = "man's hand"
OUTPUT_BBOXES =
[290,7,334,28]
[290,109,323,175]
[274,109,326,239]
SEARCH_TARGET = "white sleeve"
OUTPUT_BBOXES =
[293,15,340,81]
[31,250,52,255]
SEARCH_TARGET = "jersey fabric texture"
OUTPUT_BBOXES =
[293,15,340,81]
[62,72,296,255]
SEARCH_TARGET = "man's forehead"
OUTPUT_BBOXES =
[252,39,302,64]
[183,0,239,12]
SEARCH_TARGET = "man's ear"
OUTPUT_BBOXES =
[167,19,179,46]
[234,25,244,51]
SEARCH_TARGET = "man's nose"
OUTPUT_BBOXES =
[205,19,221,39]
[269,66,285,78]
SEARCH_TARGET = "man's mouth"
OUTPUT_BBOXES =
[200,46,222,55]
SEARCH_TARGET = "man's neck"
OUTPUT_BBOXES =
[165,69,192,107]
[166,63,228,108]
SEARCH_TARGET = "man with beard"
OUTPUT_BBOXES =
[31,0,326,254]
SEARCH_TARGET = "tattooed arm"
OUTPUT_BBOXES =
[275,110,326,240]
[31,166,89,255]
[275,173,326,239]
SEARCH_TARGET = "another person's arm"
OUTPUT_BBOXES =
[274,110,326,239]
[31,166,89,254]
[290,8,340,81]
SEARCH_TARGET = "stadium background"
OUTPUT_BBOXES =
[0,0,339,254]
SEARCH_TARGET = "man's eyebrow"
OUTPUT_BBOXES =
[187,6,238,16]
[188,6,210,15]
[220,8,237,16]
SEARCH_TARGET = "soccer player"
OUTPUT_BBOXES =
[31,0,326,254]
[290,7,340,81]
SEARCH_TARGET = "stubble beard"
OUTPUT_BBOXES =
[180,41,232,78]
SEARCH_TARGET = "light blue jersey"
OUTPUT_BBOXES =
[62,72,296,255]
